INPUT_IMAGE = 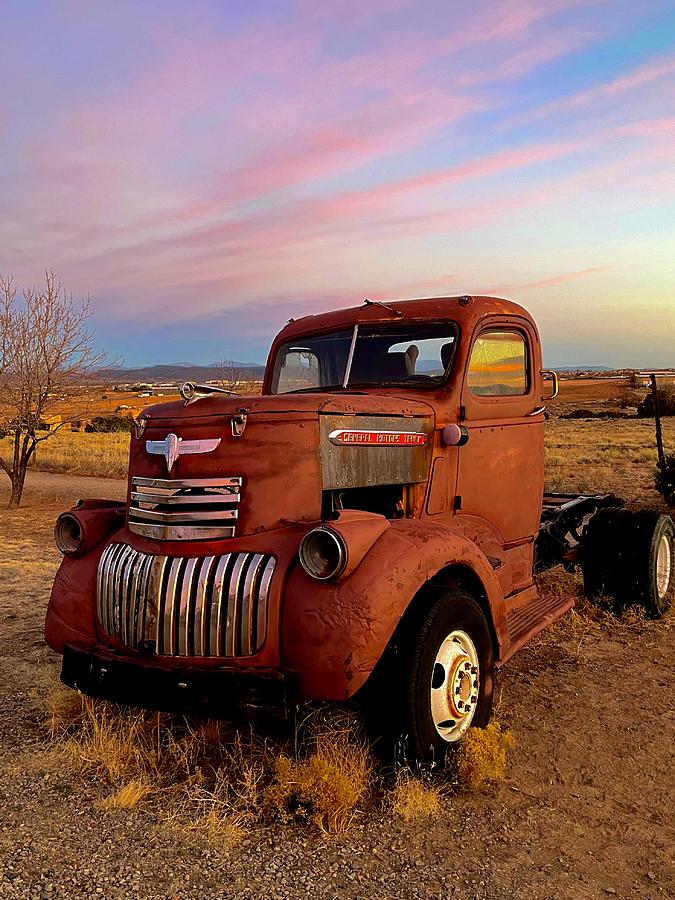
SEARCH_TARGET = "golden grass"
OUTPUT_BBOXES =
[0,430,130,479]
[183,807,246,850]
[264,734,372,833]
[544,418,675,502]
[40,691,372,836]
[455,722,516,791]
[99,779,153,809]
[39,686,87,734]
[391,775,442,821]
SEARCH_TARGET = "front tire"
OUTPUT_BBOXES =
[401,588,494,764]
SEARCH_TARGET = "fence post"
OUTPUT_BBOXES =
[649,373,666,469]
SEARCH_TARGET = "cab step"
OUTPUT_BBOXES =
[504,590,574,659]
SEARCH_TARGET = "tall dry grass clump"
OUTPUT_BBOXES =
[455,722,516,791]
[265,709,372,833]
[391,775,442,821]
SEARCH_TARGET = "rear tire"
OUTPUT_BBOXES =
[581,506,631,601]
[625,510,673,617]
[581,507,674,617]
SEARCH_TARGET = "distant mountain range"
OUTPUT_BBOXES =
[99,362,265,383]
[551,366,612,372]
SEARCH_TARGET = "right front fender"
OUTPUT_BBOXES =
[281,520,507,701]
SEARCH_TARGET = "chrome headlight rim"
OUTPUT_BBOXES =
[299,525,347,581]
[54,512,83,555]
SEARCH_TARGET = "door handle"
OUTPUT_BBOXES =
[528,406,546,417]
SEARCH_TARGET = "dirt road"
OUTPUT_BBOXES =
[0,473,673,899]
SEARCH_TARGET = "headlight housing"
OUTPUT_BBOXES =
[54,513,83,555]
[299,526,347,581]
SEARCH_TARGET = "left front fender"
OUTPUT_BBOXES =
[281,519,507,701]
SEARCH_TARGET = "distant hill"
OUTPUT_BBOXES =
[98,362,265,383]
[551,366,613,373]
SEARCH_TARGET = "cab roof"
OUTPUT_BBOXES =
[274,295,534,344]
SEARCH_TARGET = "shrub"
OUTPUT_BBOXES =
[391,776,441,821]
[656,454,675,506]
[456,722,515,791]
[264,735,372,833]
[85,415,134,433]
[637,386,675,418]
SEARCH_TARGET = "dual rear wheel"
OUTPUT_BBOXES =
[581,508,674,618]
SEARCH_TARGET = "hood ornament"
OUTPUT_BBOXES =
[146,433,221,474]
[179,382,238,404]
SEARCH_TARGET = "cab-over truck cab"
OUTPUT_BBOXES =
[45,295,674,761]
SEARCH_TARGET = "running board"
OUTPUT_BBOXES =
[502,590,574,663]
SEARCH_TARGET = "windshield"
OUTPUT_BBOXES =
[270,321,459,394]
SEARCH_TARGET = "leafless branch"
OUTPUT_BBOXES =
[0,270,110,508]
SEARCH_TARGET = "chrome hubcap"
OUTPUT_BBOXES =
[430,630,479,742]
[656,534,672,600]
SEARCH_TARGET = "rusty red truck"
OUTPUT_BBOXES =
[45,295,674,761]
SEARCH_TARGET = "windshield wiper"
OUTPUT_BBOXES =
[362,298,403,317]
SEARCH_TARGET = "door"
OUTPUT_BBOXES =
[456,320,544,593]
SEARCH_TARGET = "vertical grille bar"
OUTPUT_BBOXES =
[177,557,200,657]
[146,555,169,648]
[255,557,276,653]
[103,543,126,635]
[161,557,185,655]
[239,554,266,656]
[96,543,116,633]
[210,554,232,657]
[113,545,135,639]
[96,545,275,658]
[133,552,154,647]
[225,555,249,657]
[123,551,145,646]
[193,555,216,657]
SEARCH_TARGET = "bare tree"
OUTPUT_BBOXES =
[0,271,107,509]
[217,357,247,389]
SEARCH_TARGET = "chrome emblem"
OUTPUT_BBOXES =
[145,433,221,473]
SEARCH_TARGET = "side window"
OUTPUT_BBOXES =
[275,348,321,392]
[467,330,528,396]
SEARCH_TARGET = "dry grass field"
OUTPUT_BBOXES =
[0,382,674,899]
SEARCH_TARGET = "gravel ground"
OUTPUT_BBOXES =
[0,474,674,899]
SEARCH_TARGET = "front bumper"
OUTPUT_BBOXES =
[61,644,288,720]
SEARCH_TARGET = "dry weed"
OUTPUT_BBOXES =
[391,776,442,821]
[185,807,246,850]
[38,686,86,734]
[265,717,372,834]
[456,722,516,791]
[99,779,153,809]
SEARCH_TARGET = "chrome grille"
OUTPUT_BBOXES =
[97,543,275,657]
[128,476,242,540]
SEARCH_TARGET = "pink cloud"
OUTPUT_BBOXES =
[521,54,675,121]
[489,265,619,294]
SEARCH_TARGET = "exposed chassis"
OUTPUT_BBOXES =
[535,491,621,572]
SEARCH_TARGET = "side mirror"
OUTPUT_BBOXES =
[542,370,559,400]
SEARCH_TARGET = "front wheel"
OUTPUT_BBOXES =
[401,588,494,764]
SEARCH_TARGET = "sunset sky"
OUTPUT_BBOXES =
[1,0,674,368]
